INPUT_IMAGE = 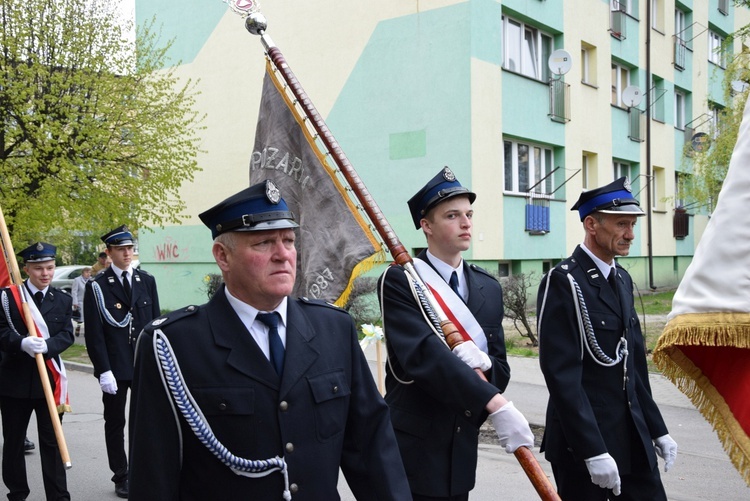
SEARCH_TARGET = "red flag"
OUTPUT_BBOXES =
[0,243,11,288]
[250,60,385,306]
[654,96,750,486]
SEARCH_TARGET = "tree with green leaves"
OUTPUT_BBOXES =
[0,0,203,260]
[681,4,750,212]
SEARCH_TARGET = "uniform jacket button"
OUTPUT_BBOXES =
[290,483,299,494]
[218,402,227,411]
[279,401,289,412]
[464,410,472,417]
[285,442,294,453]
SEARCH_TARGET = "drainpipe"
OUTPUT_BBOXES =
[646,2,656,289]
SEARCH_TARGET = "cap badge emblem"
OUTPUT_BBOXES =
[623,178,632,193]
[265,180,281,204]
[442,166,456,182]
[35,242,44,251]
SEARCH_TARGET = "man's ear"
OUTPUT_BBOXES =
[212,242,231,272]
[583,215,598,234]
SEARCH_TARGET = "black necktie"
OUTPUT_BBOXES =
[608,268,619,299]
[449,271,461,298]
[256,312,285,375]
[122,271,131,301]
[33,291,43,308]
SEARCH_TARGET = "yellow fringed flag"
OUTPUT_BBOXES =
[654,97,750,486]
[249,60,385,306]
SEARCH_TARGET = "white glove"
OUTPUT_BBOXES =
[653,434,678,472]
[585,453,621,495]
[452,342,492,372]
[20,336,48,357]
[488,401,535,453]
[99,370,118,395]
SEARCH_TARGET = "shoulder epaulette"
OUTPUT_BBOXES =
[553,256,580,274]
[135,268,153,277]
[147,305,200,330]
[297,296,347,313]
[469,263,499,281]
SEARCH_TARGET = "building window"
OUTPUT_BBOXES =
[582,152,598,190]
[611,0,631,15]
[581,42,597,85]
[502,15,553,82]
[582,154,589,190]
[611,62,631,107]
[652,0,664,31]
[504,139,555,195]
[709,30,726,67]
[708,102,724,138]
[719,0,729,16]
[675,8,686,44]
[651,75,666,122]
[613,160,633,181]
[652,166,665,210]
[674,90,686,129]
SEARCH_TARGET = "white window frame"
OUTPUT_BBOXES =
[611,62,631,107]
[611,0,631,15]
[581,47,590,84]
[613,160,631,181]
[674,90,685,130]
[502,15,553,82]
[675,8,686,44]
[504,139,555,195]
[709,30,726,67]
[651,0,663,31]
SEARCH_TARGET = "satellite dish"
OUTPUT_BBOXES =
[731,80,749,93]
[621,85,643,108]
[691,132,711,153]
[548,49,572,76]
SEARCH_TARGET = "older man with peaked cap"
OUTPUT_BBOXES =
[128,180,410,500]
[537,177,678,500]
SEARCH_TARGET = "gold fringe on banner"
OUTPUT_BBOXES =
[654,312,750,486]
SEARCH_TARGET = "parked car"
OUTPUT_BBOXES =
[51,265,88,294]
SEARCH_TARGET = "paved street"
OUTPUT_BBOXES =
[1,341,748,500]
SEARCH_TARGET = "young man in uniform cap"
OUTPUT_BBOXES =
[0,242,73,500]
[128,180,410,500]
[536,177,678,500]
[378,167,534,500]
[84,225,160,498]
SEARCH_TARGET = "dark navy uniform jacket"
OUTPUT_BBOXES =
[0,283,74,399]
[537,245,668,473]
[378,251,510,497]
[128,285,410,500]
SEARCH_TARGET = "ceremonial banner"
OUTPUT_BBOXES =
[654,97,750,486]
[250,61,385,305]
[0,240,10,287]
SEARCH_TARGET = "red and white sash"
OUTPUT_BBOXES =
[413,258,488,353]
[10,286,71,413]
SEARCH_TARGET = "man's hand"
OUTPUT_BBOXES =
[584,453,621,495]
[99,370,118,395]
[653,434,678,472]
[488,401,535,453]
[452,342,491,372]
[20,337,48,357]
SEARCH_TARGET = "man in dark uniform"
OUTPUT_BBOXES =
[128,180,410,500]
[0,242,73,501]
[84,225,160,498]
[378,167,534,500]
[536,177,678,500]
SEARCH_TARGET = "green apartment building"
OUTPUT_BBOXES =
[135,0,750,310]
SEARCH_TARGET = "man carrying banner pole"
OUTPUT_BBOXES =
[378,167,534,500]
[232,6,559,499]
[0,239,73,500]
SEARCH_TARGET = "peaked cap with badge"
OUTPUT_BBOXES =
[407,166,477,229]
[101,225,135,247]
[18,242,56,263]
[571,176,645,221]
[199,180,299,239]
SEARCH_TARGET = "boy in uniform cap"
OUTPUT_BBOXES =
[128,180,410,500]
[0,242,73,500]
[378,167,534,500]
[84,225,160,498]
[537,177,678,500]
